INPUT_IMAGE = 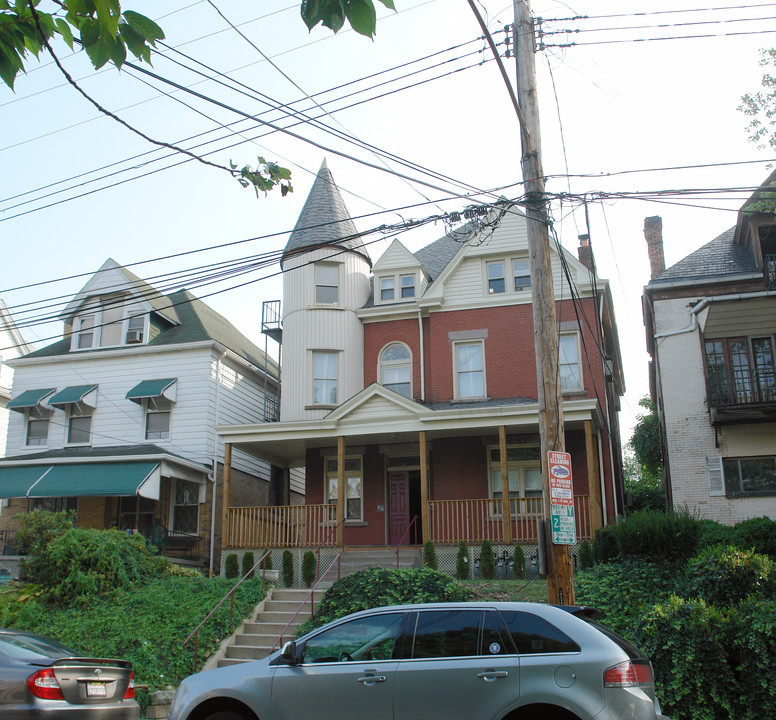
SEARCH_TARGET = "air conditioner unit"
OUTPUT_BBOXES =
[125,330,144,344]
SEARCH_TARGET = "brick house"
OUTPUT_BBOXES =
[0,260,289,571]
[642,171,776,523]
[216,161,626,554]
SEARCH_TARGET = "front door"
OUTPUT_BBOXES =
[389,472,410,545]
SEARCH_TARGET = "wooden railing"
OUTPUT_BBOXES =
[226,504,337,549]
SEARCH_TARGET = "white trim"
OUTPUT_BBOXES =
[452,339,486,400]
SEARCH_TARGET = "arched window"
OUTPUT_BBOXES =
[379,343,412,398]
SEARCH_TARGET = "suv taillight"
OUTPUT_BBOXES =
[604,660,654,687]
[26,668,65,700]
[124,670,135,699]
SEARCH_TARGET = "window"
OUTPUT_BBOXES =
[76,315,95,349]
[66,412,91,445]
[489,446,543,513]
[145,409,171,440]
[313,351,338,405]
[412,610,482,658]
[513,259,531,290]
[173,479,199,534]
[559,334,582,391]
[379,343,412,398]
[380,277,395,301]
[118,496,155,533]
[705,336,775,406]
[26,418,49,446]
[723,456,776,496]
[454,341,485,399]
[401,274,415,298]
[326,456,363,521]
[301,612,404,664]
[487,261,506,294]
[499,611,580,654]
[315,263,339,304]
[31,497,77,515]
[126,313,145,343]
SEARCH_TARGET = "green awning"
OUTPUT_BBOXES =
[0,466,52,498]
[126,379,177,404]
[5,388,55,412]
[28,462,161,499]
[48,385,98,408]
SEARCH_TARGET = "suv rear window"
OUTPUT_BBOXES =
[499,611,580,654]
[579,617,645,660]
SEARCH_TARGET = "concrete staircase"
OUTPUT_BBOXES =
[208,547,421,669]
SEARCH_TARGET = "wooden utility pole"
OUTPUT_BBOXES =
[514,0,575,604]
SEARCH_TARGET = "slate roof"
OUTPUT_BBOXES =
[649,227,758,285]
[414,232,469,281]
[282,160,369,264]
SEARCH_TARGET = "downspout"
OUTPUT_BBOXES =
[654,311,697,340]
[209,351,227,576]
[418,310,425,401]
[598,429,609,525]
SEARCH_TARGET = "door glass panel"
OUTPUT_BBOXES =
[729,340,753,403]
[412,610,481,659]
[301,613,404,664]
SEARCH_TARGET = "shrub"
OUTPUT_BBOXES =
[577,540,594,570]
[262,548,273,571]
[14,509,75,579]
[282,550,294,587]
[512,545,526,579]
[684,545,774,606]
[592,524,619,564]
[224,553,239,579]
[735,516,776,557]
[480,540,496,579]
[301,551,316,587]
[241,551,255,579]
[615,508,700,562]
[697,519,738,551]
[455,541,469,580]
[423,541,437,570]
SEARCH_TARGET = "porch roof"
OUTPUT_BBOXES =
[216,384,604,467]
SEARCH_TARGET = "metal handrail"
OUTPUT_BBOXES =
[182,550,272,672]
[270,553,342,655]
[395,515,419,568]
[316,516,344,583]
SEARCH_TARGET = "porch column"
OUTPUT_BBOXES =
[221,443,232,550]
[419,431,430,544]
[337,436,345,548]
[585,421,604,535]
[499,426,512,544]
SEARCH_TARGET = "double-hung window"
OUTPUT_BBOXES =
[325,456,363,521]
[380,277,395,301]
[145,406,171,440]
[559,333,583,391]
[315,263,339,304]
[380,343,412,398]
[67,411,92,445]
[487,261,506,294]
[76,315,96,349]
[401,274,416,298]
[454,341,485,399]
[513,259,531,290]
[489,446,543,514]
[26,417,49,447]
[313,351,338,405]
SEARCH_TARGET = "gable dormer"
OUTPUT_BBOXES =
[371,239,428,305]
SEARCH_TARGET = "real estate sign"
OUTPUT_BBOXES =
[548,451,576,544]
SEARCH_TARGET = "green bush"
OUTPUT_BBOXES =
[577,540,594,570]
[684,545,774,606]
[298,567,474,634]
[480,540,496,579]
[302,551,316,587]
[455,541,469,580]
[615,508,700,562]
[423,541,437,570]
[697,519,738,551]
[735,516,776,557]
[14,509,75,579]
[282,550,294,587]
[241,551,255,579]
[592,524,619,564]
[512,544,526,579]
[262,548,273,571]
[224,553,239,579]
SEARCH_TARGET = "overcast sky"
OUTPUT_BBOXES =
[1,0,774,444]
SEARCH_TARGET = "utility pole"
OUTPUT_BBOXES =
[513,0,575,604]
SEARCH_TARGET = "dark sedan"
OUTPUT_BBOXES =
[0,628,139,719]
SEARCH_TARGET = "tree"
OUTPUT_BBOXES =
[625,396,665,512]
[0,0,394,194]
[740,49,776,152]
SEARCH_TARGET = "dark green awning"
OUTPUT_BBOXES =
[0,466,52,498]
[5,388,55,411]
[126,379,177,404]
[28,462,161,498]
[48,385,98,408]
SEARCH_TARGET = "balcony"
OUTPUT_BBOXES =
[707,371,776,425]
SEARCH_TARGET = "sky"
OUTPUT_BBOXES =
[1,0,774,446]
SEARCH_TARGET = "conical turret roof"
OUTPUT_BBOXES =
[281,160,370,265]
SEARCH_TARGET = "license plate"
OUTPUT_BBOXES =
[86,682,107,697]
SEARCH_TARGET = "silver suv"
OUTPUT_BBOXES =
[169,602,670,720]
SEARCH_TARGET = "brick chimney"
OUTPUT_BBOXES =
[577,234,595,273]
[644,216,665,279]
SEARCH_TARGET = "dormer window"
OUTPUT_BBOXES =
[400,274,415,298]
[77,315,96,349]
[376,273,417,304]
[380,277,395,301]
[126,313,145,344]
[71,297,148,350]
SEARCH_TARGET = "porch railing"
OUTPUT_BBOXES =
[226,504,336,549]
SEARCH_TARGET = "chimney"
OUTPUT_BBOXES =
[644,216,665,279]
[577,234,596,273]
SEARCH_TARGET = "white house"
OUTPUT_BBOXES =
[0,300,31,460]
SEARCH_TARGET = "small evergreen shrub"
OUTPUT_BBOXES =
[684,545,774,606]
[578,540,594,570]
[615,508,700,562]
[512,544,526,578]
[262,548,273,571]
[241,551,255,579]
[423,541,437,570]
[302,551,316,587]
[224,553,239,579]
[735,516,776,557]
[592,524,619,564]
[282,550,294,587]
[480,540,496,579]
[697,519,738,551]
[456,541,469,580]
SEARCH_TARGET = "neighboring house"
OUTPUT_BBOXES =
[216,161,626,555]
[642,172,776,524]
[0,300,32,459]
[0,260,286,571]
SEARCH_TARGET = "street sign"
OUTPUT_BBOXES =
[548,451,573,506]
[550,504,577,545]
